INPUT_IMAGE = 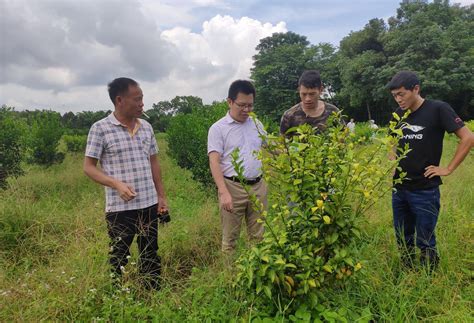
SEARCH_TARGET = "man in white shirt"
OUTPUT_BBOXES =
[207,80,267,252]
[347,118,356,133]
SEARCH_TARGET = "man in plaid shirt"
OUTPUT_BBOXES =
[84,77,168,289]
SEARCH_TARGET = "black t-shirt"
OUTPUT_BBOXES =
[393,99,464,190]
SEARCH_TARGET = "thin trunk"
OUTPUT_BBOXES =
[366,102,372,120]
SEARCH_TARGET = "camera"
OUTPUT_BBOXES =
[158,208,171,224]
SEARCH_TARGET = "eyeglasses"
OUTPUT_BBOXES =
[233,101,254,110]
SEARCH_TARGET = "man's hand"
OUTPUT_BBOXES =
[424,165,451,178]
[158,197,169,212]
[114,181,137,201]
[219,190,233,213]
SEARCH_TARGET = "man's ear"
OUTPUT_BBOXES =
[413,84,420,95]
[226,98,232,108]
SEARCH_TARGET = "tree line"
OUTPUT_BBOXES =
[252,0,473,124]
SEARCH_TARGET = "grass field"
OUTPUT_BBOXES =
[0,134,472,321]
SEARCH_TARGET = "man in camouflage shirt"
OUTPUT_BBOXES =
[280,70,339,136]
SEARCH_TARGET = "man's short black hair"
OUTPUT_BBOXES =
[227,80,256,101]
[298,70,322,89]
[108,77,139,105]
[387,71,420,91]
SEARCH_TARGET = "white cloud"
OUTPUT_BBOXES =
[154,15,286,103]
[452,0,473,6]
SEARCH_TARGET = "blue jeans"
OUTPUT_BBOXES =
[392,187,440,261]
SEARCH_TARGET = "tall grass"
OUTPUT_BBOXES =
[0,134,472,321]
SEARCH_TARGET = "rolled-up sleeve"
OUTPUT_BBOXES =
[207,124,223,155]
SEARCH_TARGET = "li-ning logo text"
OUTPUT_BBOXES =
[400,123,425,140]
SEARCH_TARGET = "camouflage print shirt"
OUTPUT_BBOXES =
[280,102,340,136]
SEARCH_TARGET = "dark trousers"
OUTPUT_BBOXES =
[105,204,161,285]
[392,187,440,267]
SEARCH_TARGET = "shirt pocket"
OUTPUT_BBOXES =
[140,137,151,156]
[106,140,123,156]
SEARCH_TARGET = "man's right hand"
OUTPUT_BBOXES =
[219,190,233,213]
[114,181,137,201]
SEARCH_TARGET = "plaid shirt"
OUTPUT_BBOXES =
[85,113,158,212]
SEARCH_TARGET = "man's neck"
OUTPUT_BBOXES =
[409,97,425,113]
[302,100,324,117]
[114,111,136,128]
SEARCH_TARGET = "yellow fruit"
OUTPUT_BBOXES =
[316,199,324,208]
[285,275,295,287]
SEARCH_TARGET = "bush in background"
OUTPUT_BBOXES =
[353,122,377,142]
[0,107,26,188]
[28,111,65,166]
[166,102,227,186]
[62,134,87,153]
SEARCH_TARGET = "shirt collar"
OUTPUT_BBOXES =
[107,112,121,126]
[224,111,250,124]
[107,112,141,127]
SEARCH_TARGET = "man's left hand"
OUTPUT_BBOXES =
[424,165,451,178]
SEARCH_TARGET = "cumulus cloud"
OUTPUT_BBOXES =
[1,0,178,91]
[0,0,286,111]
[158,15,286,101]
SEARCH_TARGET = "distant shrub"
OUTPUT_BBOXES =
[0,108,26,188]
[166,102,227,186]
[62,134,87,153]
[353,122,377,142]
[28,112,65,166]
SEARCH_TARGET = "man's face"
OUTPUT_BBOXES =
[390,85,420,111]
[117,85,144,118]
[228,92,254,122]
[299,85,322,110]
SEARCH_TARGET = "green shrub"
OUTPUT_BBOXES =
[233,114,408,319]
[0,107,26,188]
[353,122,377,142]
[28,111,65,166]
[166,102,227,186]
[62,134,87,153]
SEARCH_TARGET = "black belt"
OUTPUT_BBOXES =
[224,176,262,185]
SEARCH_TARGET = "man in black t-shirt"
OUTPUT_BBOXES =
[387,71,473,270]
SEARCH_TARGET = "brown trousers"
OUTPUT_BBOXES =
[221,178,267,252]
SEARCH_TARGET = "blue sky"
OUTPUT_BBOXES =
[184,0,402,45]
[0,0,471,112]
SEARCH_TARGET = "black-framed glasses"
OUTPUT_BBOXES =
[234,101,254,110]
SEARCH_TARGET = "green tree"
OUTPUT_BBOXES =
[251,32,312,122]
[166,102,227,186]
[149,96,204,132]
[28,111,65,166]
[383,0,473,119]
[336,18,389,122]
[251,32,339,123]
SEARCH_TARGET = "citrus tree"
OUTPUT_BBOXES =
[233,113,408,320]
